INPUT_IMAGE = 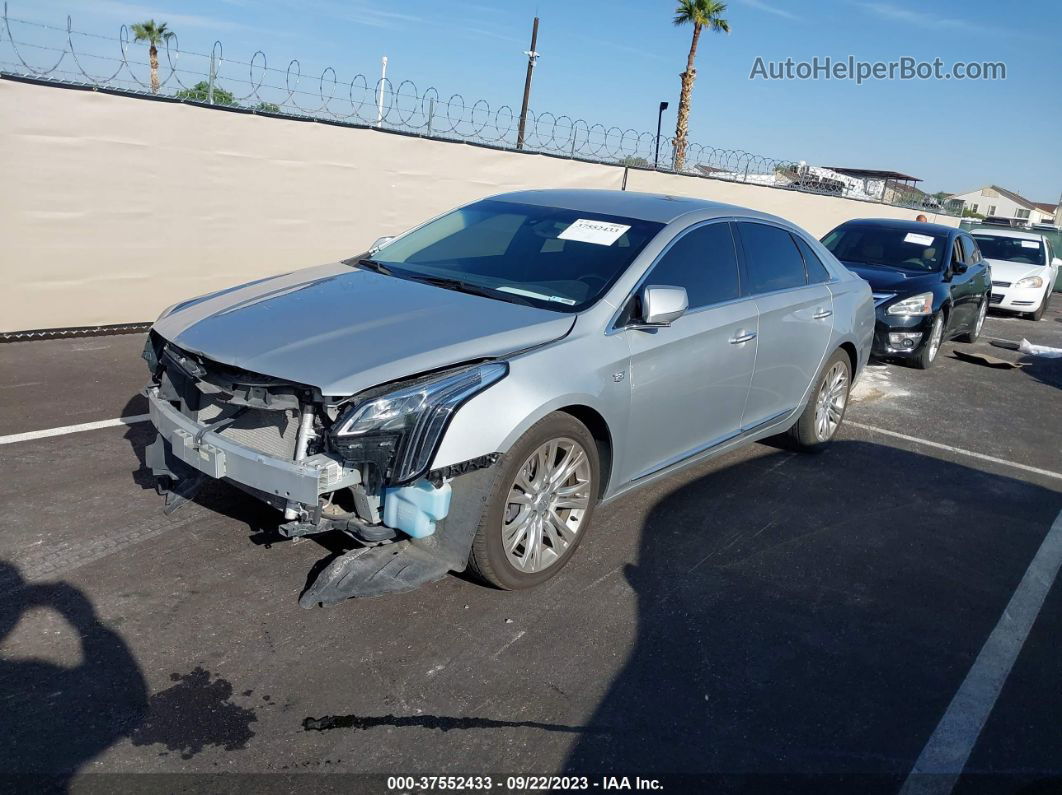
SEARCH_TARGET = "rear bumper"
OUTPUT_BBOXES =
[146,387,358,506]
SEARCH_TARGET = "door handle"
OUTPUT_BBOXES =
[729,331,757,344]
[813,309,833,319]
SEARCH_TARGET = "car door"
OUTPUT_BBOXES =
[736,221,833,429]
[946,236,979,332]
[617,220,758,484]
[961,233,991,309]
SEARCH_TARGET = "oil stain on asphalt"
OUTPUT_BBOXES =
[130,667,257,759]
[303,713,606,734]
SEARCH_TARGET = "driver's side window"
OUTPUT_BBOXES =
[644,222,741,310]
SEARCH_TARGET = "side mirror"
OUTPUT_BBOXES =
[952,261,968,274]
[369,236,394,255]
[638,285,688,327]
[1053,257,1062,267]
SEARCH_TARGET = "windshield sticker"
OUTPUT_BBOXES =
[1020,240,1040,248]
[903,232,935,247]
[558,219,631,246]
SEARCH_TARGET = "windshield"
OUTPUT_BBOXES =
[821,226,946,272]
[972,235,1046,266]
[360,199,664,312]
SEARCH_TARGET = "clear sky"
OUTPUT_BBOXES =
[9,0,1062,201]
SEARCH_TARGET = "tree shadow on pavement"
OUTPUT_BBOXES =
[563,440,1062,790]
[0,561,148,790]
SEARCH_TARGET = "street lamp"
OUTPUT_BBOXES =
[654,101,669,170]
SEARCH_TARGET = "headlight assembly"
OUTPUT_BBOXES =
[331,362,508,484]
[1015,275,1044,289]
[886,292,934,316]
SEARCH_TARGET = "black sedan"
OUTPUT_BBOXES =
[821,219,991,368]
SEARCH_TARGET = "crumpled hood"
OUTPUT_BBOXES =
[840,261,939,293]
[983,258,1045,284]
[152,262,575,396]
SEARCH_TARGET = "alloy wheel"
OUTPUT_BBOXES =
[502,438,593,574]
[814,362,849,441]
[975,299,987,335]
[927,316,944,362]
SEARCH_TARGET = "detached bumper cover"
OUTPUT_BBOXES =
[146,387,353,505]
[299,465,494,607]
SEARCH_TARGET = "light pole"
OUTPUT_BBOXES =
[375,56,388,127]
[654,101,668,169]
[516,17,540,150]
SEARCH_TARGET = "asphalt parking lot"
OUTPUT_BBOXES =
[1,305,1060,793]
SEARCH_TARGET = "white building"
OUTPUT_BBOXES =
[947,185,1056,225]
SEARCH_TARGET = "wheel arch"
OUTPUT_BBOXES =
[557,404,614,499]
[838,341,858,377]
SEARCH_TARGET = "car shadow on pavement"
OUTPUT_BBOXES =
[0,561,148,789]
[563,440,1062,791]
[1017,355,1062,390]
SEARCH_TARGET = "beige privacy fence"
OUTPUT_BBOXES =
[0,79,958,333]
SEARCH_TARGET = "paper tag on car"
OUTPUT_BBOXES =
[903,232,934,246]
[558,219,631,246]
[1020,240,1040,248]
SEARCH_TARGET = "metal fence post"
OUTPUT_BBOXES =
[426,98,434,138]
[207,50,216,105]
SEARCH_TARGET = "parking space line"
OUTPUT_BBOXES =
[846,422,1062,483]
[899,508,1062,795]
[0,414,150,445]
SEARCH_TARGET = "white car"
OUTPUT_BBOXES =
[972,228,1060,321]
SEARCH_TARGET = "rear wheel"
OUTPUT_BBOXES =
[786,349,851,452]
[468,413,599,590]
[913,313,944,369]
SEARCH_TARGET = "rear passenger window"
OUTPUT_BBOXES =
[951,238,965,268]
[792,235,832,283]
[737,222,808,294]
[962,236,981,265]
[645,222,740,309]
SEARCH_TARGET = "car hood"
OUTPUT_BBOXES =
[151,262,575,396]
[840,261,940,294]
[983,258,1045,284]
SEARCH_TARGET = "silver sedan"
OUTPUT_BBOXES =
[143,189,874,605]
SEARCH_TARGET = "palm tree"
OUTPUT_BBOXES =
[671,0,729,171]
[131,20,174,95]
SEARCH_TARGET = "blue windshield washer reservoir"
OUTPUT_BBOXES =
[383,480,452,538]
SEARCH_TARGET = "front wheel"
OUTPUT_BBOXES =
[786,349,851,452]
[1026,290,1050,321]
[959,296,987,342]
[913,313,944,369]
[467,413,600,590]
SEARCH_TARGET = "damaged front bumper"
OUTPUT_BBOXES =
[146,386,359,507]
[144,382,497,608]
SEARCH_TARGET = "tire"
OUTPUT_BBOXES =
[467,412,600,590]
[958,295,988,342]
[1027,290,1050,321]
[913,312,944,369]
[786,349,851,452]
